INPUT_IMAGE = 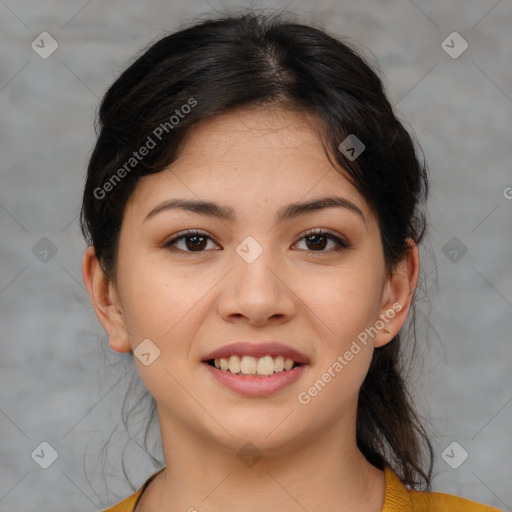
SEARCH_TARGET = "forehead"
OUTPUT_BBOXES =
[125,106,376,226]
[184,106,324,154]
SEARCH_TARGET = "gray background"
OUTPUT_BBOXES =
[1,0,511,510]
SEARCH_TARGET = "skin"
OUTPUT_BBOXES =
[83,106,419,512]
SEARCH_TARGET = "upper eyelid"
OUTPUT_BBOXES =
[163,229,218,247]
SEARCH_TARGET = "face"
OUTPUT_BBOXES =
[84,106,416,456]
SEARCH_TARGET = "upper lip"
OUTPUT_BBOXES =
[202,341,310,364]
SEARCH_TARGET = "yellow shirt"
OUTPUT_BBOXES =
[102,466,503,511]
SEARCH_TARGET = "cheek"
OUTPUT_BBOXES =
[120,270,203,346]
[295,264,382,414]
[115,259,208,408]
[299,257,384,346]
[115,239,192,345]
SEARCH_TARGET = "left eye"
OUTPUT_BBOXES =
[293,230,349,252]
[163,230,348,253]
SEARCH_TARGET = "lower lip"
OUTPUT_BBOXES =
[203,363,307,397]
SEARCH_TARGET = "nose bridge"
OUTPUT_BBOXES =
[234,235,280,291]
[217,235,295,323]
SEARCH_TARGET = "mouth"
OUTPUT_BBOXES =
[201,342,309,397]
[206,355,302,377]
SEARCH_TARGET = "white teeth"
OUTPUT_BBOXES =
[256,355,274,375]
[284,358,294,370]
[240,355,257,375]
[212,355,298,376]
[228,355,241,374]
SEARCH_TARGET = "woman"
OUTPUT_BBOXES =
[80,12,502,512]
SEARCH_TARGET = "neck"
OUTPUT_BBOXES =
[136,409,386,512]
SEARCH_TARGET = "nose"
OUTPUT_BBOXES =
[217,242,296,327]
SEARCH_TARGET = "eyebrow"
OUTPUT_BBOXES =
[143,196,366,224]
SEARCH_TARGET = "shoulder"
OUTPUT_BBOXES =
[102,489,143,512]
[103,465,503,512]
[383,466,503,512]
[409,489,504,512]
[101,467,165,512]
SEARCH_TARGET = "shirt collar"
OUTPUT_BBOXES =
[383,465,415,511]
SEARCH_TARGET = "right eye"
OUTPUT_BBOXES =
[163,230,220,252]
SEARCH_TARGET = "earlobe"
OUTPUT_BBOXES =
[82,245,132,353]
[374,240,420,348]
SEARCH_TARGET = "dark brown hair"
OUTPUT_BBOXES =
[80,11,433,492]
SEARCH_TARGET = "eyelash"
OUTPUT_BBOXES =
[163,228,350,254]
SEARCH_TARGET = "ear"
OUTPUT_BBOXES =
[373,239,420,348]
[82,245,132,353]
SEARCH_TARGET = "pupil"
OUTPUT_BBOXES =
[307,234,326,250]
[187,235,206,251]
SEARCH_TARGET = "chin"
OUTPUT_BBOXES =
[206,412,308,455]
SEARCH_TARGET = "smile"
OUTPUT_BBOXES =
[202,341,310,397]
[208,354,299,376]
